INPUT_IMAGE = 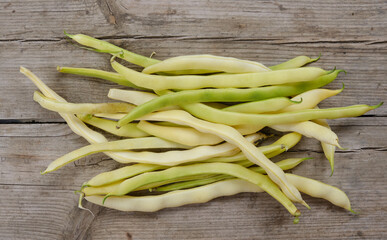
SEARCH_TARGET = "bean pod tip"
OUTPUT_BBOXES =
[63,30,73,39]
[311,53,322,62]
[349,208,359,215]
[372,102,384,109]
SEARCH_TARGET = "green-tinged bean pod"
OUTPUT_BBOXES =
[113,60,328,90]
[140,110,307,206]
[156,158,309,192]
[78,114,149,138]
[142,54,270,74]
[33,91,135,114]
[180,100,381,127]
[117,70,343,126]
[269,55,320,71]
[41,137,190,174]
[285,173,354,212]
[223,97,298,114]
[104,162,300,216]
[65,32,159,67]
[270,121,342,148]
[57,66,146,89]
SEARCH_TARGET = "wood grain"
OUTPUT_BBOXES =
[0,0,386,239]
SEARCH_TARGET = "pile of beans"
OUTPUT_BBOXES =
[21,33,382,223]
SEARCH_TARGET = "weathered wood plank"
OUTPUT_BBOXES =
[1,149,386,239]
[0,185,93,240]
[1,39,386,120]
[1,0,386,41]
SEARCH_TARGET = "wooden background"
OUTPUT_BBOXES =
[0,0,386,239]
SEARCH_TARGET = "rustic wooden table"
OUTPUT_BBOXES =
[1,0,386,239]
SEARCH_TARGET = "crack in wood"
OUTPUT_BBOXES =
[0,183,78,188]
[1,36,386,47]
[0,119,64,124]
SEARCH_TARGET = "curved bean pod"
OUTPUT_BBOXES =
[270,121,342,148]
[41,137,190,174]
[313,117,336,175]
[86,179,264,212]
[57,66,145,89]
[140,110,306,205]
[156,158,309,192]
[117,70,342,126]
[278,86,344,113]
[65,32,159,67]
[142,54,270,74]
[113,60,327,90]
[33,91,135,114]
[78,114,149,138]
[269,55,320,70]
[285,173,353,211]
[104,162,300,216]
